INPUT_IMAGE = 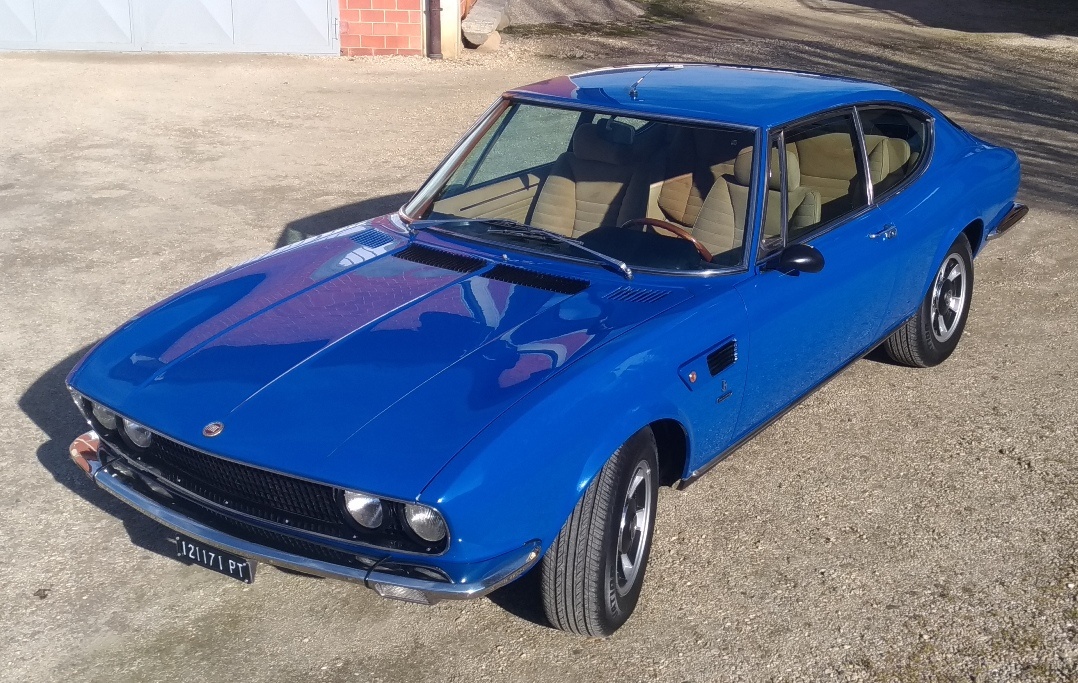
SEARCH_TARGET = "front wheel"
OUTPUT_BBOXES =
[884,233,974,368]
[540,428,659,636]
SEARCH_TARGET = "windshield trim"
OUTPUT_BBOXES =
[422,224,749,279]
[401,96,763,278]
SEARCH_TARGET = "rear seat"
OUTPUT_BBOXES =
[785,132,861,223]
[865,135,914,195]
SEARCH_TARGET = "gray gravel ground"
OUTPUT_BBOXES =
[2,2,1078,681]
[508,0,643,26]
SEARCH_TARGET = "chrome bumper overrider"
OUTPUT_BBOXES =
[986,202,1028,241]
[70,432,540,604]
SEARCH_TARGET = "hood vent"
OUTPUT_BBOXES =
[484,264,589,295]
[350,229,394,249]
[605,286,669,304]
[707,340,737,376]
[394,244,486,273]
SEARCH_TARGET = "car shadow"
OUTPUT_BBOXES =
[276,192,413,248]
[19,347,177,560]
[797,0,1078,37]
[485,566,553,629]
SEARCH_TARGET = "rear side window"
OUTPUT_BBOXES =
[858,108,929,197]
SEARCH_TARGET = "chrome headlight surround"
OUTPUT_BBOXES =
[338,488,449,554]
[121,417,153,449]
[69,389,154,451]
[403,503,447,543]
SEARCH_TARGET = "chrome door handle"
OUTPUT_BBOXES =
[870,224,898,240]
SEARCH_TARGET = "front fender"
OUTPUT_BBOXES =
[419,314,703,563]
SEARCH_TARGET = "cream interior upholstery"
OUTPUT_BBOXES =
[865,135,913,194]
[431,173,543,223]
[785,132,862,222]
[686,146,821,255]
[528,123,649,237]
[654,128,747,229]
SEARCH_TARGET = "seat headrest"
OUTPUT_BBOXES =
[572,123,633,165]
[867,137,912,184]
[733,146,801,190]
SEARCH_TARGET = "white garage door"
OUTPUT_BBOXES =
[0,0,339,53]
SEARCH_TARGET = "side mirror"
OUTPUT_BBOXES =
[777,243,825,274]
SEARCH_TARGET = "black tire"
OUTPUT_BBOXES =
[540,428,660,637]
[884,233,974,368]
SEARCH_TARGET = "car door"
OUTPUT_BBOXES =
[732,109,902,437]
[856,106,935,332]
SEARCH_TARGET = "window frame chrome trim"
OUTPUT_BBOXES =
[756,105,873,264]
[854,103,936,208]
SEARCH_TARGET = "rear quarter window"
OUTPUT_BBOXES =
[858,108,930,197]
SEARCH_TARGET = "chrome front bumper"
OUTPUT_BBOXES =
[70,432,540,605]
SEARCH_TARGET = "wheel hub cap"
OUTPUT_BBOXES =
[615,462,652,596]
[930,254,967,343]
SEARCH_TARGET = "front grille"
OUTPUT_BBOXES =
[128,436,353,537]
[196,505,376,570]
[109,432,446,554]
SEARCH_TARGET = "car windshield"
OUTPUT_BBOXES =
[408,101,759,273]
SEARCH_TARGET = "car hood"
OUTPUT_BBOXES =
[70,220,690,497]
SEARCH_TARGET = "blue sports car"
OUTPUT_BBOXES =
[65,64,1025,636]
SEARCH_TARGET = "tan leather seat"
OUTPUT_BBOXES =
[865,135,913,195]
[690,146,821,255]
[529,123,650,237]
[654,127,749,229]
[786,132,862,222]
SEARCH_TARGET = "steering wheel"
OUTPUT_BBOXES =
[620,217,713,262]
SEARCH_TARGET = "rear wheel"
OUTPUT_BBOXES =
[884,234,974,367]
[540,428,659,636]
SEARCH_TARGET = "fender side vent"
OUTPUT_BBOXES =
[707,340,737,376]
[394,244,486,273]
[350,229,394,249]
[605,286,669,304]
[484,264,589,295]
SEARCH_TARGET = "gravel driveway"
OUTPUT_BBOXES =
[2,3,1077,681]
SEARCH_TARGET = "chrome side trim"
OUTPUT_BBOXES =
[986,202,1028,241]
[92,466,541,602]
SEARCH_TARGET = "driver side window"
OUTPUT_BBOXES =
[759,111,869,258]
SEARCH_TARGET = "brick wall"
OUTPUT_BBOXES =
[339,0,424,57]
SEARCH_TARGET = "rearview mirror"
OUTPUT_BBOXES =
[777,243,825,274]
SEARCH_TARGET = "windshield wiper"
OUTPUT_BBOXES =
[483,219,633,280]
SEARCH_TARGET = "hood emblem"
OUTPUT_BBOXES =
[202,422,224,437]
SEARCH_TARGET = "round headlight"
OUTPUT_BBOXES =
[343,491,384,528]
[92,403,119,431]
[122,418,153,448]
[403,503,447,543]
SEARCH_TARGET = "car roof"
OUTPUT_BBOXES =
[507,64,922,129]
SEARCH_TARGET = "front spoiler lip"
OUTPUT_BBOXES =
[75,433,540,603]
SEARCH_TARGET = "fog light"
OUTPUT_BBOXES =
[122,418,153,448]
[371,582,431,605]
[403,503,447,543]
[343,490,384,528]
[92,403,119,431]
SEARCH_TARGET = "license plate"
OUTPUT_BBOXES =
[172,535,256,584]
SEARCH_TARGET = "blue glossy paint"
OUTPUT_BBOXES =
[511,64,919,128]
[68,66,1022,576]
